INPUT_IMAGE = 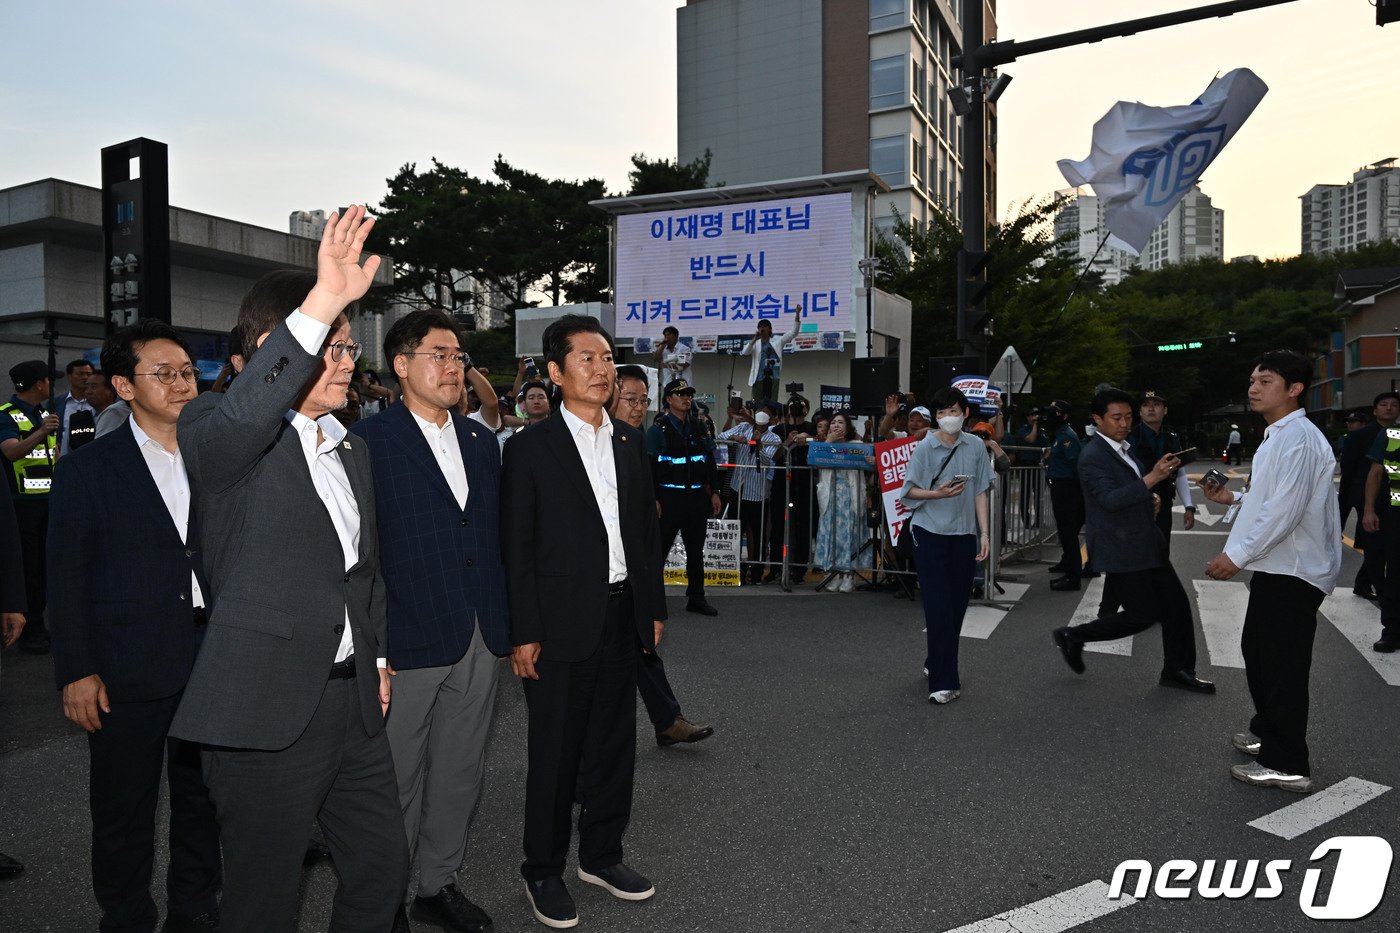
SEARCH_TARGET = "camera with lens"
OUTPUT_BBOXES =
[785,381,804,395]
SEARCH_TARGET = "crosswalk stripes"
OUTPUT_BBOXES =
[1068,576,1132,655]
[940,880,1136,933]
[1247,777,1393,840]
[1318,593,1400,686]
[1192,580,1248,669]
[961,582,1029,640]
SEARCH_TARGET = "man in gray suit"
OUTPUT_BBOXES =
[171,206,408,932]
[1051,386,1214,693]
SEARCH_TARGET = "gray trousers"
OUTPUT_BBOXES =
[387,625,500,898]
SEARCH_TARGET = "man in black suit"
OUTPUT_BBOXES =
[170,207,407,933]
[0,485,28,879]
[49,320,222,932]
[501,315,667,929]
[351,309,511,932]
[1051,387,1214,694]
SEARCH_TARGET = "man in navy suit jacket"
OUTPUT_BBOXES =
[1052,387,1214,694]
[350,310,509,933]
[48,320,221,932]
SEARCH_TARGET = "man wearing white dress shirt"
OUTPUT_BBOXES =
[48,320,222,932]
[1203,350,1342,794]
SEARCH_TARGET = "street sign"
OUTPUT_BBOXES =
[993,344,1030,395]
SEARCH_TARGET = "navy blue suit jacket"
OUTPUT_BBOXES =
[351,402,511,668]
[1078,433,1168,575]
[47,420,209,701]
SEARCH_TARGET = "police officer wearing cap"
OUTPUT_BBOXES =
[646,378,722,616]
[1043,400,1086,591]
[0,360,61,653]
[1128,390,1196,553]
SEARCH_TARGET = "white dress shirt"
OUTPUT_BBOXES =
[411,410,469,510]
[129,418,204,609]
[1100,434,1141,477]
[559,404,628,583]
[286,309,384,666]
[1223,407,1341,594]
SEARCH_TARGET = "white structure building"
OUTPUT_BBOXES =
[677,0,996,243]
[1053,185,1224,282]
[1300,158,1400,256]
[288,209,328,240]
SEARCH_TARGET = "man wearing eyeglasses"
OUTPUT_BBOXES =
[350,309,510,932]
[170,208,408,933]
[48,320,222,932]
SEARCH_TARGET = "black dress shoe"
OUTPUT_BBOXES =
[392,904,412,933]
[413,884,492,932]
[1354,585,1378,600]
[1049,576,1080,591]
[657,716,715,746]
[524,877,577,929]
[577,863,655,901]
[0,851,23,878]
[1051,627,1085,674]
[161,912,219,932]
[685,599,718,616]
[1374,635,1400,653]
[1047,563,1068,574]
[1159,670,1216,694]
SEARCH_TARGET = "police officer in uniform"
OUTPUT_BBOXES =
[0,361,60,653]
[646,378,722,616]
[1127,390,1196,554]
[1044,399,1085,591]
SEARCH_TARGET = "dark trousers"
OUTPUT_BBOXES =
[912,527,976,692]
[1018,467,1042,527]
[1049,479,1084,575]
[1242,572,1324,776]
[522,591,638,881]
[14,497,47,639]
[202,676,408,933]
[1227,443,1243,465]
[1074,565,1197,674]
[637,650,682,733]
[1098,508,1176,617]
[89,692,221,933]
[735,497,768,582]
[767,469,812,572]
[1377,509,1400,637]
[658,490,709,598]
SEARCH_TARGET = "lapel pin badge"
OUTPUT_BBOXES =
[343,441,352,450]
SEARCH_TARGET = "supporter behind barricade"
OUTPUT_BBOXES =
[899,387,991,705]
[718,401,781,585]
[767,395,816,585]
[515,381,552,432]
[48,320,223,932]
[1013,407,1049,527]
[812,412,871,594]
[0,359,60,654]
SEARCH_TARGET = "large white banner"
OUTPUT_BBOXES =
[615,191,854,339]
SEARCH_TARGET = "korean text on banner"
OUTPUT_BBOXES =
[663,518,742,587]
[876,436,920,545]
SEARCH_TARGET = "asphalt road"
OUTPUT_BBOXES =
[1,499,1396,931]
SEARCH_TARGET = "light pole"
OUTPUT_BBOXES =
[858,256,880,359]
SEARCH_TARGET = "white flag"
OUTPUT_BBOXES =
[1057,68,1268,254]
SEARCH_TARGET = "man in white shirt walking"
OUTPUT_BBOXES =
[1202,350,1341,793]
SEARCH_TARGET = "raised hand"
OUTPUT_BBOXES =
[306,205,381,323]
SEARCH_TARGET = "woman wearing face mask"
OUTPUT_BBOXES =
[812,412,871,594]
[898,387,992,704]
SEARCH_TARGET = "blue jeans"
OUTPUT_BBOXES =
[912,527,977,692]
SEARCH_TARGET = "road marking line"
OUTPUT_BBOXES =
[1067,576,1132,656]
[1175,503,1221,526]
[963,583,1029,639]
[941,880,1137,933]
[1193,580,1248,669]
[1319,593,1400,686]
[1247,777,1392,840]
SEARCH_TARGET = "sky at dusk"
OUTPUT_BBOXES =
[2,1,1395,261]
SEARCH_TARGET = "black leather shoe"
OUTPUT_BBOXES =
[0,851,23,878]
[1047,563,1068,574]
[577,863,655,901]
[1159,670,1216,694]
[1374,635,1400,653]
[161,912,218,932]
[1354,585,1378,600]
[392,904,412,933]
[685,599,718,616]
[1049,576,1080,591]
[1051,627,1085,674]
[413,884,492,932]
[657,716,714,746]
[524,877,577,929]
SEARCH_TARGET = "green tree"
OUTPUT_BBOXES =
[626,150,714,196]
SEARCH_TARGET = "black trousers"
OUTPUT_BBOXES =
[1242,572,1324,776]
[637,650,682,733]
[1073,564,1198,674]
[522,590,638,881]
[1048,479,1084,575]
[14,496,47,638]
[1097,506,1177,617]
[658,490,709,598]
[89,692,221,933]
[767,468,812,572]
[1376,509,1400,637]
[202,676,408,933]
[735,497,768,581]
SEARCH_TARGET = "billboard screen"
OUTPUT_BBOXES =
[614,191,854,339]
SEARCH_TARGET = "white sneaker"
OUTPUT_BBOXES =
[1231,732,1261,756]
[1230,761,1312,793]
[839,573,855,594]
[928,689,960,705]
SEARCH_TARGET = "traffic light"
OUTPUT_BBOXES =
[1381,0,1400,26]
[957,248,991,341]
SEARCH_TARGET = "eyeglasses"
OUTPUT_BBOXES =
[618,394,650,407]
[326,341,363,362]
[406,350,470,368]
[135,367,198,386]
